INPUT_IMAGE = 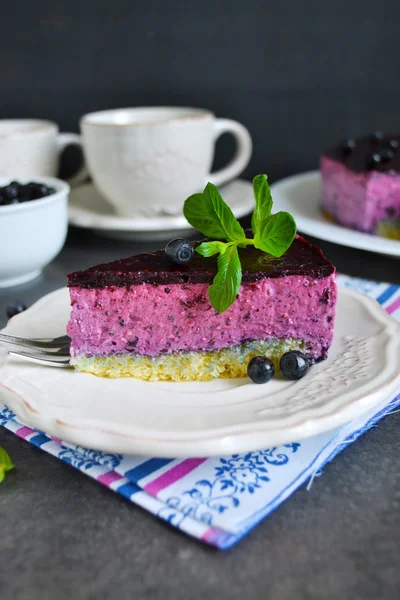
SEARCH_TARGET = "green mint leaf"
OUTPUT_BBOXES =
[208,244,242,313]
[0,446,14,483]
[196,241,228,257]
[251,174,273,236]
[184,183,245,242]
[204,183,246,242]
[254,212,296,257]
[0,446,13,470]
[183,193,219,238]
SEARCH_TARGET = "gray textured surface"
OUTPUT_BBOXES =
[1,227,400,600]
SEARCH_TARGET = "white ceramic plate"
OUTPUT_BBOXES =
[69,179,254,241]
[1,287,399,457]
[270,171,400,257]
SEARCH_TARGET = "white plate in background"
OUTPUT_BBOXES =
[270,171,400,257]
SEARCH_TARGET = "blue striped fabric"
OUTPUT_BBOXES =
[376,284,398,305]
[124,458,174,482]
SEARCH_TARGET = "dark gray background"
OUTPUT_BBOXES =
[1,3,400,599]
[1,0,400,181]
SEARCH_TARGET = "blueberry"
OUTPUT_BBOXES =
[280,351,310,380]
[37,184,51,197]
[6,302,27,319]
[341,139,356,155]
[27,183,46,199]
[247,356,275,384]
[386,206,396,218]
[0,184,19,205]
[9,180,20,194]
[389,139,399,150]
[366,152,381,170]
[165,238,194,265]
[4,185,18,202]
[370,131,384,143]
[380,149,394,162]
[18,184,32,202]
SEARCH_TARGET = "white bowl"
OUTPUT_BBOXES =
[0,176,69,288]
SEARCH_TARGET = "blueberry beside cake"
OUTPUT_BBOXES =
[67,175,337,382]
[321,133,400,239]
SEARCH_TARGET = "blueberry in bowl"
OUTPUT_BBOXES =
[0,181,56,206]
[0,176,70,288]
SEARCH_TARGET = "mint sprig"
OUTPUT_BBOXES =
[183,174,296,312]
[0,446,14,483]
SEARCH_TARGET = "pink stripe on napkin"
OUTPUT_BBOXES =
[387,295,400,315]
[145,458,206,496]
[201,527,219,544]
[16,425,35,439]
[97,471,125,486]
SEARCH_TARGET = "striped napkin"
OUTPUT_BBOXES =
[1,275,399,549]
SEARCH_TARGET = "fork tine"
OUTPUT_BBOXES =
[0,333,70,351]
[8,350,71,368]
[8,345,70,358]
[35,335,70,345]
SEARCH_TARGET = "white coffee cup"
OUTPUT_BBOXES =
[79,107,252,217]
[0,119,88,185]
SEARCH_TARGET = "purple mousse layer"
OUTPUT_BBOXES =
[321,155,400,233]
[67,276,337,361]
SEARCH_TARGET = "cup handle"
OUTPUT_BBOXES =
[208,119,252,187]
[57,133,89,187]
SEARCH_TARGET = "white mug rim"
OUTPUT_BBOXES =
[80,106,215,128]
[0,119,58,139]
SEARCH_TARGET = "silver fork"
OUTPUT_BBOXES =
[0,333,71,368]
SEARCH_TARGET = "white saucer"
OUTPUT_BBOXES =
[270,171,400,257]
[1,287,399,457]
[69,179,254,242]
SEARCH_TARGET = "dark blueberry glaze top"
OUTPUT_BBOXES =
[67,235,335,289]
[323,133,400,173]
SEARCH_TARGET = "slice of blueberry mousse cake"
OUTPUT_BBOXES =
[67,175,337,382]
[320,132,400,239]
[66,235,337,382]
